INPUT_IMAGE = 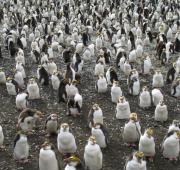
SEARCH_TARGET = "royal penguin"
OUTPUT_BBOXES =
[51,71,61,90]
[66,80,79,99]
[151,88,164,106]
[94,61,104,77]
[39,141,59,170]
[88,104,103,128]
[17,108,44,132]
[58,79,69,103]
[141,56,152,75]
[122,113,141,146]
[14,70,25,89]
[73,52,84,73]
[16,62,26,79]
[27,78,40,100]
[116,96,131,119]
[96,34,103,50]
[0,125,4,149]
[0,67,6,84]
[129,49,137,63]
[45,113,58,136]
[139,86,151,109]
[6,77,19,95]
[37,65,49,86]
[91,123,109,148]
[171,78,180,98]
[84,136,103,170]
[15,49,25,65]
[16,92,29,110]
[128,77,140,96]
[139,128,155,160]
[166,63,176,84]
[67,93,82,117]
[64,155,83,170]
[111,81,122,103]
[125,151,147,170]
[168,120,180,133]
[154,100,168,122]
[57,123,77,154]
[106,67,118,85]
[62,48,72,63]
[65,63,76,82]
[47,59,58,75]
[124,60,132,76]
[95,74,107,93]
[161,130,180,160]
[83,48,92,61]
[13,131,29,163]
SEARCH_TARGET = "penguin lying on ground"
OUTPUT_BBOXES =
[39,141,59,170]
[58,79,68,103]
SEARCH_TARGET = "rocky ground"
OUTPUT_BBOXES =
[0,34,180,170]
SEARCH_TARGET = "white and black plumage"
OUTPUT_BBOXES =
[6,77,19,95]
[106,67,118,85]
[95,74,107,93]
[171,78,180,98]
[0,68,6,84]
[45,114,58,136]
[16,92,29,110]
[139,86,151,109]
[37,65,49,86]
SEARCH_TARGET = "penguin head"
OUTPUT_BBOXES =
[88,136,96,145]
[50,113,58,120]
[92,103,99,110]
[99,74,104,79]
[6,77,12,82]
[35,110,44,119]
[175,130,180,139]
[61,123,69,132]
[172,120,180,127]
[65,155,81,167]
[134,151,144,162]
[113,80,119,86]
[130,112,138,121]
[41,140,52,150]
[159,100,165,106]
[142,86,148,91]
[93,123,101,129]
[118,96,125,103]
[0,67,3,72]
[145,128,154,138]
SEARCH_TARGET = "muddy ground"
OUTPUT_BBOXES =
[0,35,180,170]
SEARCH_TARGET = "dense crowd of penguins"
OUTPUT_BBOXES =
[0,0,180,169]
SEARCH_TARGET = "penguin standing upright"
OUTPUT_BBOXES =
[162,130,180,160]
[84,136,103,170]
[27,78,40,99]
[65,64,76,82]
[38,65,49,85]
[123,113,141,146]
[139,86,151,109]
[14,70,25,88]
[154,100,168,122]
[166,63,177,84]
[57,123,77,154]
[125,151,147,170]
[13,131,29,163]
[6,77,19,95]
[128,77,140,96]
[111,81,122,103]
[0,125,4,149]
[168,120,180,133]
[116,96,131,120]
[0,67,6,84]
[88,104,104,128]
[94,61,104,76]
[95,74,107,93]
[171,78,180,98]
[45,113,58,136]
[142,56,152,75]
[91,123,109,148]
[51,71,60,90]
[16,92,29,110]
[151,88,164,106]
[39,141,59,170]
[139,128,155,159]
[106,67,118,85]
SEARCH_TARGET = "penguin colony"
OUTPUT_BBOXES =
[0,0,180,170]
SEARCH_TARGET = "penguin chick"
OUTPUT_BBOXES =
[45,113,58,136]
[91,123,109,148]
[154,100,168,122]
[84,136,103,170]
[88,104,104,128]
[27,78,40,99]
[116,96,131,119]
[17,108,44,132]
[123,113,141,146]
[125,151,147,170]
[95,74,107,93]
[64,155,83,170]
[13,131,29,163]
[139,128,155,159]
[168,120,180,133]
[162,130,180,160]
[39,141,59,170]
[151,88,164,106]
[139,86,151,109]
[111,81,122,103]
[152,70,164,88]
[16,92,29,110]
[57,123,77,154]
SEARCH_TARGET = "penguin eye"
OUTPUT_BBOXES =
[27,121,31,124]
